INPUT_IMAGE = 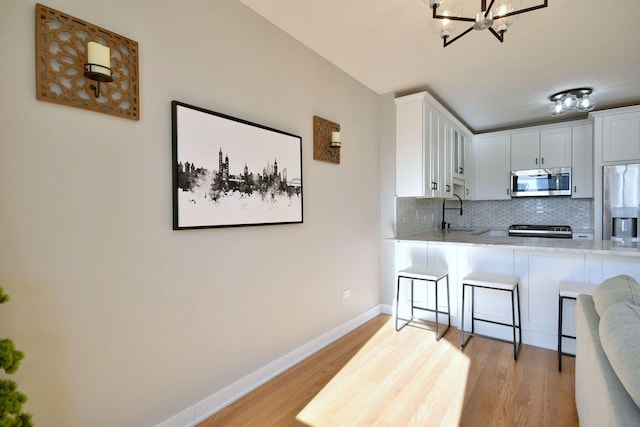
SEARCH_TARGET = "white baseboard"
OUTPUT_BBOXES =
[155,304,383,427]
[380,303,393,315]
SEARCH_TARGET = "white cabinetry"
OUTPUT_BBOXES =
[433,110,452,198]
[510,131,539,170]
[453,126,469,180]
[602,111,640,162]
[395,94,430,197]
[540,127,572,168]
[571,124,593,198]
[472,134,511,200]
[511,127,571,170]
[395,91,470,198]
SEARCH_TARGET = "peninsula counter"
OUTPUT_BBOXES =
[389,230,640,351]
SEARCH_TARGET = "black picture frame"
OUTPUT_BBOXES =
[172,101,303,229]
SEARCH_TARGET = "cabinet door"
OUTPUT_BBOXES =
[430,111,447,198]
[453,127,471,182]
[602,112,640,162]
[540,127,572,168]
[395,99,426,196]
[571,124,593,198]
[443,120,454,197]
[511,131,539,170]
[472,135,511,200]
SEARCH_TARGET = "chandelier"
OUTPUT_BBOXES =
[549,88,596,117]
[427,0,548,47]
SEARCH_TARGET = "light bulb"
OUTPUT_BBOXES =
[492,1,516,32]
[550,100,566,117]
[429,0,462,39]
[576,94,596,112]
[561,94,578,111]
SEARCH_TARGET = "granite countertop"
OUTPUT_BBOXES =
[389,229,640,257]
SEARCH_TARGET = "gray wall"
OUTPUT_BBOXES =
[378,93,397,308]
[0,1,382,425]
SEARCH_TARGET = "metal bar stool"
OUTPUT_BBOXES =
[395,266,450,340]
[461,272,522,360]
[558,281,595,371]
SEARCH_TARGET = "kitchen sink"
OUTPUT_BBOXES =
[448,226,476,232]
[476,229,509,237]
[446,227,509,237]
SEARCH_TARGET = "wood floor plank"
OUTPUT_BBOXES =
[198,315,579,426]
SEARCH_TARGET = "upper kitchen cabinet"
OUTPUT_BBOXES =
[395,93,429,197]
[571,123,593,198]
[511,127,572,170]
[395,91,471,198]
[600,108,640,163]
[472,134,511,200]
[452,125,470,181]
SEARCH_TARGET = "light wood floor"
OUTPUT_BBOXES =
[198,315,578,426]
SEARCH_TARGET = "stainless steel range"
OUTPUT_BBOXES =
[508,224,573,239]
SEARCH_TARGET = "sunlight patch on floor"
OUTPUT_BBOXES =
[296,323,470,426]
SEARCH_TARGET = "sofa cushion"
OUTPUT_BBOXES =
[599,301,640,409]
[592,275,640,317]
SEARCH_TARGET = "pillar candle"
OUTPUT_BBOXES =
[87,41,111,75]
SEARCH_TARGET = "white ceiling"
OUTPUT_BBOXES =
[239,0,640,133]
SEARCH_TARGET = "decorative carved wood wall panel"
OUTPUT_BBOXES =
[35,3,140,120]
[313,116,340,164]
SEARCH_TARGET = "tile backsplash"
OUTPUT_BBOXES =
[396,196,593,236]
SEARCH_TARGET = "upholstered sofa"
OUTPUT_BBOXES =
[575,274,640,426]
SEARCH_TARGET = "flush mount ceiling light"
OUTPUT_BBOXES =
[549,88,596,117]
[427,0,548,47]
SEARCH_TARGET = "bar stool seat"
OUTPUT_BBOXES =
[461,272,522,360]
[395,266,450,340]
[558,281,596,371]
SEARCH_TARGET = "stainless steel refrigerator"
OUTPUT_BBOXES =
[603,164,640,241]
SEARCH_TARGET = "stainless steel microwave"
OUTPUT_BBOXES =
[510,168,571,197]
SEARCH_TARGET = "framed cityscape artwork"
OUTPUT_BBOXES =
[171,101,303,229]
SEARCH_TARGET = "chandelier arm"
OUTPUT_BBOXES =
[488,27,505,42]
[493,1,548,20]
[484,0,497,17]
[443,25,475,47]
[432,5,475,22]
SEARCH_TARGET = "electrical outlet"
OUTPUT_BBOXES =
[342,289,351,299]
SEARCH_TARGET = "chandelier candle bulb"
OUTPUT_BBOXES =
[87,41,111,75]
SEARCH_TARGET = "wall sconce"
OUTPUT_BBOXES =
[330,131,342,147]
[35,3,140,120]
[84,41,113,98]
[313,116,341,164]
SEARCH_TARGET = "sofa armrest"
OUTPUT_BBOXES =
[575,294,640,426]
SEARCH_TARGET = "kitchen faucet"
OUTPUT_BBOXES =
[441,194,463,229]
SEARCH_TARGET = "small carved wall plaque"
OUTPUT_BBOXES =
[313,115,340,164]
[35,3,140,120]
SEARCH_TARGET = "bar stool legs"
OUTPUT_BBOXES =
[460,273,522,361]
[558,293,576,371]
[395,267,450,341]
[557,282,595,371]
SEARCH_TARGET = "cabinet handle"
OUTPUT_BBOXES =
[458,167,464,174]
[507,188,510,195]
[465,188,469,195]
[446,184,451,192]
[541,157,544,165]
[574,185,577,193]
[535,158,538,165]
[432,182,438,190]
